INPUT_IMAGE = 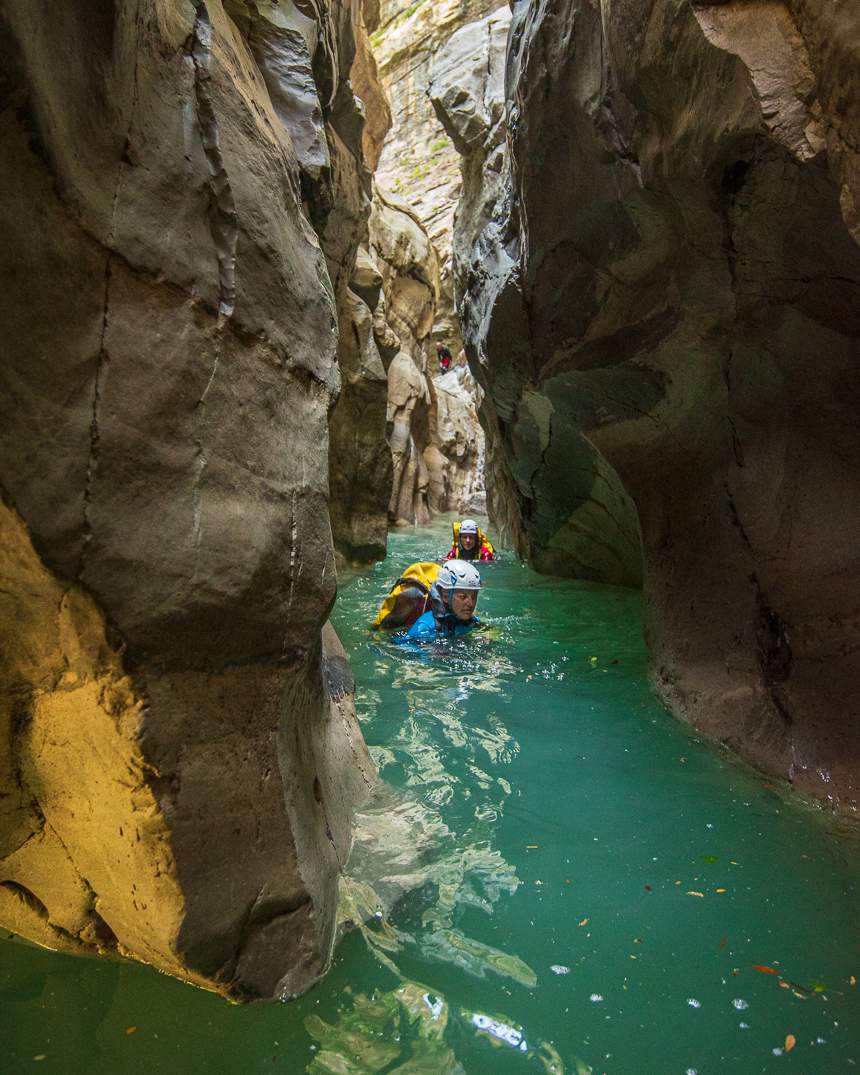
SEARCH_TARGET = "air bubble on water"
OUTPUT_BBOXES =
[551,965,570,975]
[773,1048,783,1056]
[817,1037,826,1044]
[686,1069,698,1074]
[590,994,603,1002]
[687,998,701,1008]
[739,1023,749,1029]
[732,999,749,1010]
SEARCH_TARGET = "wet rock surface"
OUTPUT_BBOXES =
[463,0,860,811]
[0,0,375,998]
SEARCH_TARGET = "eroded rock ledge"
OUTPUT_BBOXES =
[462,0,860,812]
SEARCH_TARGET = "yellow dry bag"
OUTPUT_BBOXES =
[370,562,440,630]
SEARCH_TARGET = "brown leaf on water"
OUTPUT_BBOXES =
[645,885,651,890]
[126,1027,136,1035]
[753,965,780,975]
[779,982,790,988]
[717,937,727,948]
[634,938,643,943]
[785,1034,796,1052]
[579,919,588,926]
[760,782,776,789]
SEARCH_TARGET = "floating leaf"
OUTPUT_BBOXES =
[645,885,651,891]
[759,782,776,789]
[687,891,704,897]
[126,1028,136,1035]
[753,965,779,975]
[809,979,826,992]
[634,938,643,943]
[579,918,588,926]
[779,982,790,989]
[785,1034,796,1052]
[700,856,717,863]
[717,938,727,949]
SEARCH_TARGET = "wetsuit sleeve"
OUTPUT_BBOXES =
[444,548,457,560]
[393,614,437,643]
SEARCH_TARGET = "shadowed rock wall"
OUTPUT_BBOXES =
[0,0,375,999]
[463,0,860,811]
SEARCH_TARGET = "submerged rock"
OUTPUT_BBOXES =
[462,0,860,811]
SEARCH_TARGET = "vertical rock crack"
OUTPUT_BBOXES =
[190,1,238,318]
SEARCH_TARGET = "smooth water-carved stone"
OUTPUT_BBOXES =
[463,0,860,812]
[0,0,375,997]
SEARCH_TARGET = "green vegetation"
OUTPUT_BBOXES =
[370,0,429,48]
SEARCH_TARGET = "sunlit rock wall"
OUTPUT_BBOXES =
[429,6,512,313]
[368,186,484,523]
[0,0,375,999]
[373,0,509,353]
[463,0,860,812]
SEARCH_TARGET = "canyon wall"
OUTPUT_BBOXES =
[367,186,486,524]
[0,0,375,999]
[463,0,860,812]
[373,0,510,354]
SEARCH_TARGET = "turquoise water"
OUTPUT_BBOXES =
[2,517,858,1074]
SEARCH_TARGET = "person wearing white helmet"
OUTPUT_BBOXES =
[445,518,495,562]
[398,559,482,640]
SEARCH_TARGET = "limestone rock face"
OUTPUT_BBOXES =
[0,0,375,998]
[464,0,860,810]
[329,286,393,563]
[370,186,441,368]
[429,6,512,309]
[369,186,485,522]
[373,0,510,352]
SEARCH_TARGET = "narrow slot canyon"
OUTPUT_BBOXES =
[1,0,859,1071]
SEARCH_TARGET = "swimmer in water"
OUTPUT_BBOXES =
[445,518,495,562]
[397,560,482,641]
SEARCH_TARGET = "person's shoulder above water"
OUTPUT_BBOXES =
[399,609,438,640]
[444,518,497,562]
[395,559,483,642]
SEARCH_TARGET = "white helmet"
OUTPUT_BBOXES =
[460,519,479,535]
[437,559,482,590]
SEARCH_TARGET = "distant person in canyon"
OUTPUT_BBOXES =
[398,559,482,640]
[436,341,452,374]
[445,519,495,562]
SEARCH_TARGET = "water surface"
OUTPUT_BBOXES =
[2,517,858,1074]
